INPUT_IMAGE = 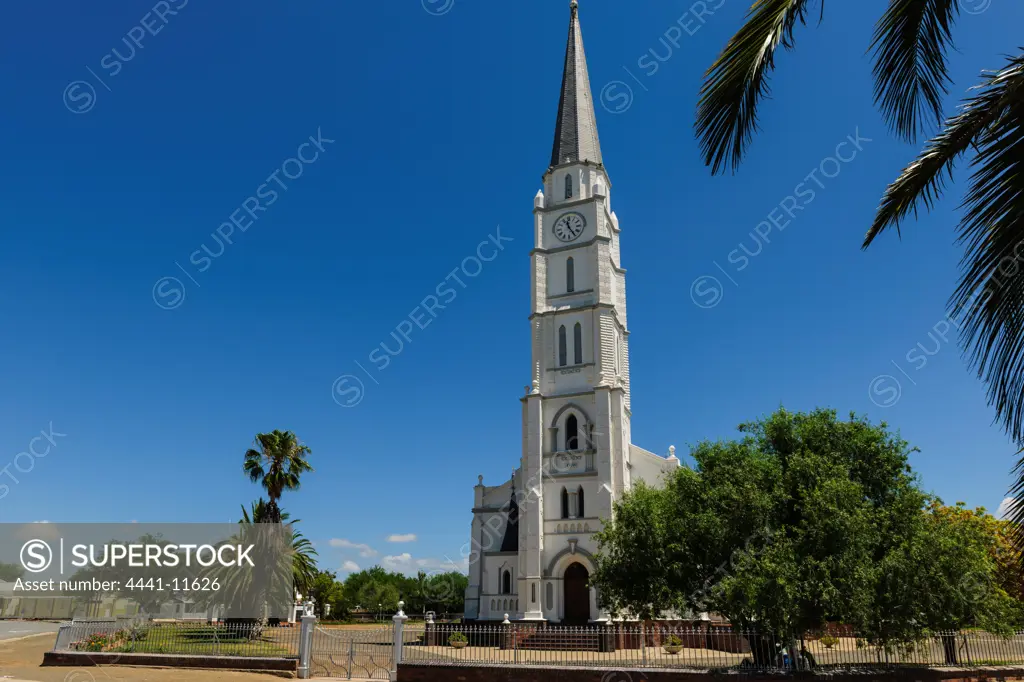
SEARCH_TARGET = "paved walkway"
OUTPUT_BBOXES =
[0,632,355,682]
[0,621,61,641]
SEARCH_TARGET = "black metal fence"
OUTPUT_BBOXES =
[401,624,1024,670]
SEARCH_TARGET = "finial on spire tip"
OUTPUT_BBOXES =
[570,0,578,8]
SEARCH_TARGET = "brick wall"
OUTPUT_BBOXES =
[42,651,297,672]
[398,663,1024,682]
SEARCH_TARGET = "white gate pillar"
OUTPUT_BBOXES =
[391,600,408,681]
[298,613,317,679]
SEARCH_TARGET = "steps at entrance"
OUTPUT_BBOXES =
[517,630,601,651]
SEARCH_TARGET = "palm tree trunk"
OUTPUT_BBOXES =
[264,499,282,524]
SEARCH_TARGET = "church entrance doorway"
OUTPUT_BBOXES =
[563,562,590,625]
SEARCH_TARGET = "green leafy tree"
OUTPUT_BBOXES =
[337,567,468,619]
[355,581,400,618]
[243,430,313,523]
[869,501,1023,662]
[593,408,1020,664]
[0,562,24,582]
[695,2,1024,535]
[308,569,345,617]
[419,571,469,615]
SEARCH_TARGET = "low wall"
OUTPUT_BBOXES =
[43,650,297,673]
[397,663,1024,682]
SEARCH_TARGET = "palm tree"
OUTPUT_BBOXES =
[198,499,319,626]
[243,430,313,523]
[240,499,318,596]
[695,1,1024,535]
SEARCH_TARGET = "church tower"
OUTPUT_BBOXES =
[463,0,678,625]
[518,0,633,624]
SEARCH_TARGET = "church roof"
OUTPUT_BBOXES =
[499,482,519,553]
[549,0,603,169]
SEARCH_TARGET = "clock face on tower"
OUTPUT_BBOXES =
[552,212,586,242]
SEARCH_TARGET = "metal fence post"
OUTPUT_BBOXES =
[298,614,316,679]
[392,600,408,682]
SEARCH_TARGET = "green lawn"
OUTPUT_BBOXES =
[101,625,298,658]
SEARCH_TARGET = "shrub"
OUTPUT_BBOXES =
[122,622,149,642]
[665,635,682,647]
[448,632,467,645]
[81,634,109,652]
[819,634,838,649]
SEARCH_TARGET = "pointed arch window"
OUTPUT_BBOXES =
[573,323,583,364]
[565,173,573,199]
[558,325,567,367]
[578,485,585,518]
[566,414,579,451]
[561,487,570,519]
[566,257,575,293]
[502,570,512,595]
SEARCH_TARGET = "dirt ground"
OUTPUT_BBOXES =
[0,634,303,682]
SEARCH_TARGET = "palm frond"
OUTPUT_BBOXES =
[696,0,818,175]
[243,449,265,484]
[863,52,1024,549]
[951,55,1024,429]
[865,55,1024,245]
[243,430,313,503]
[871,0,958,142]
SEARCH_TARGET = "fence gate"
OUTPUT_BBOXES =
[309,625,394,679]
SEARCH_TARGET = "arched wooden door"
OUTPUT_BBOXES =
[563,562,590,625]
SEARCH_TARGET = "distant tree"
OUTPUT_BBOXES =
[0,562,24,582]
[356,580,401,618]
[308,569,345,617]
[593,408,1021,665]
[338,567,468,619]
[243,430,313,523]
[418,571,469,615]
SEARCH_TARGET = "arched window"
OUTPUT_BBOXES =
[561,487,570,519]
[502,570,511,595]
[558,325,567,367]
[565,173,573,199]
[578,486,585,518]
[566,257,575,293]
[566,415,579,450]
[573,323,583,365]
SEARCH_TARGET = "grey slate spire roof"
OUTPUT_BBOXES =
[499,480,519,553]
[549,0,603,169]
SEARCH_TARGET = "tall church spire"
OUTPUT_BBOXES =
[549,0,603,169]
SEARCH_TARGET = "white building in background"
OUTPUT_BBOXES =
[463,0,679,625]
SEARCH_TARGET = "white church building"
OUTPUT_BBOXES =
[463,0,680,625]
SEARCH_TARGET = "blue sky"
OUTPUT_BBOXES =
[1,0,1021,578]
